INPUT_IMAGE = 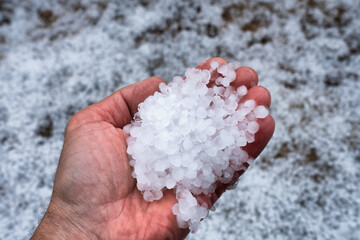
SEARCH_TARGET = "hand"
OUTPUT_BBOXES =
[31,58,275,240]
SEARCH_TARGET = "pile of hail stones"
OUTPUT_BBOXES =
[124,60,269,232]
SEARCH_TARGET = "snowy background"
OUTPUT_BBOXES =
[1,0,359,239]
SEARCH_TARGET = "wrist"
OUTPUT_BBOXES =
[31,199,96,240]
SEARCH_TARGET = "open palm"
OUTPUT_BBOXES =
[32,58,275,240]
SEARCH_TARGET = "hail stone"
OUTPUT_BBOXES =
[125,60,269,233]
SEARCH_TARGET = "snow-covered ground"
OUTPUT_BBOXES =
[1,0,359,239]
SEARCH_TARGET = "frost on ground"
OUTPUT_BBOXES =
[0,0,359,239]
[125,62,268,232]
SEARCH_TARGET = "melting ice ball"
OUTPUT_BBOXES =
[124,61,269,233]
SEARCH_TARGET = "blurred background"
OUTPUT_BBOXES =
[0,0,359,239]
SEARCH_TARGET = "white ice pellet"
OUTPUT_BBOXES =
[125,61,269,233]
[231,61,242,69]
[246,131,255,143]
[217,64,230,76]
[236,86,248,96]
[123,124,132,134]
[244,99,256,110]
[143,191,154,202]
[210,60,219,70]
[247,158,255,165]
[247,121,260,134]
[254,105,269,119]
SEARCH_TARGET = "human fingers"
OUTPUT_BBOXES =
[231,67,258,89]
[239,86,274,158]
